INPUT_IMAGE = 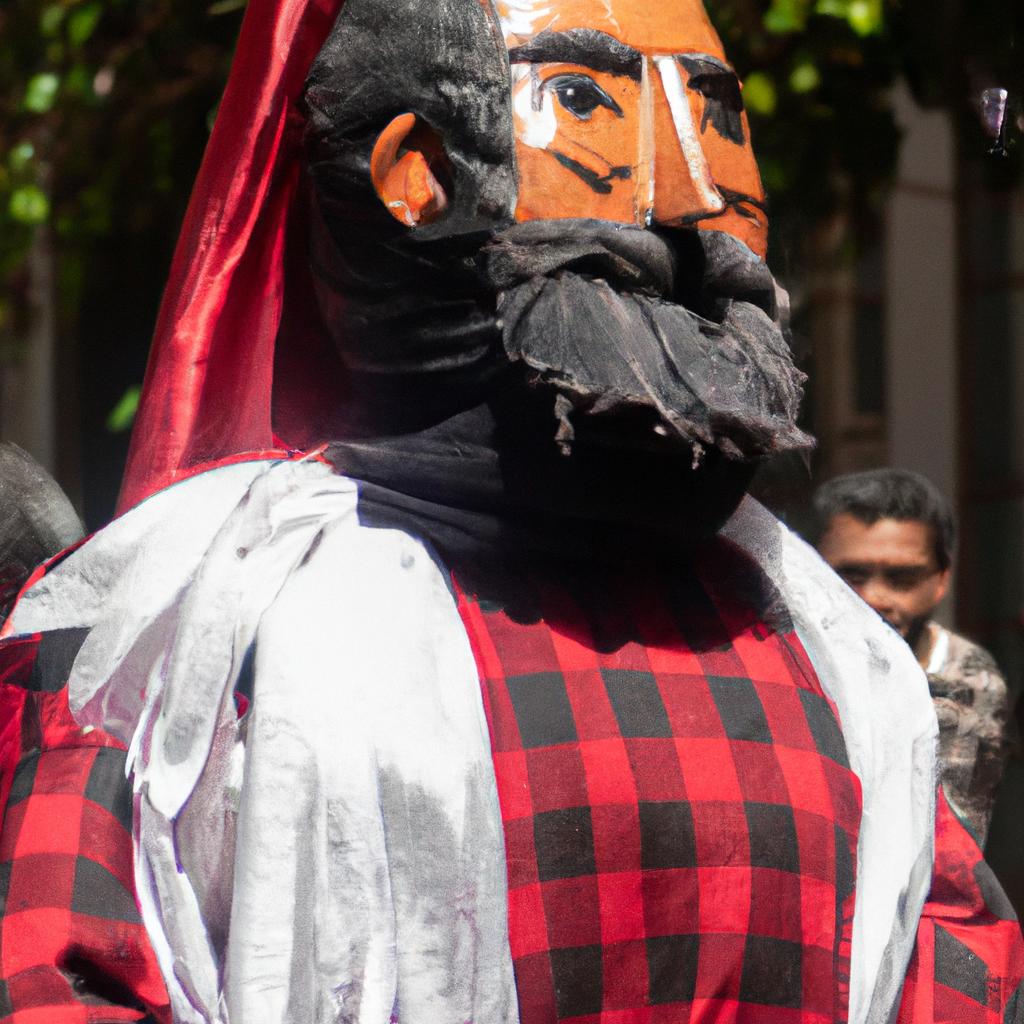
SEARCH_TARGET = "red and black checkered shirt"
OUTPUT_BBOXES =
[897,785,1024,1024]
[0,535,1021,1022]
[457,541,862,1024]
[0,627,170,1024]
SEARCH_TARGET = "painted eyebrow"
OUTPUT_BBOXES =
[677,53,736,77]
[507,28,643,81]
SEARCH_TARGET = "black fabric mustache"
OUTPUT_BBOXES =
[483,218,781,323]
[482,219,812,460]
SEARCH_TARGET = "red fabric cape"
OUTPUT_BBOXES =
[118,0,344,513]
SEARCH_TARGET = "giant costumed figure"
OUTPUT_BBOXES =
[0,0,1021,1021]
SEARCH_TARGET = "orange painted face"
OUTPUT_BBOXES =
[498,0,767,258]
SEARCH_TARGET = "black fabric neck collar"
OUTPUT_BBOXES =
[326,384,755,619]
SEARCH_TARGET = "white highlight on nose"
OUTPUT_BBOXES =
[653,55,725,215]
[638,56,655,225]
[511,64,557,150]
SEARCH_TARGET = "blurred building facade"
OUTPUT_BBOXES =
[804,84,1024,904]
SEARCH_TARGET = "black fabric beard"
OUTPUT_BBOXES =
[310,208,810,460]
[485,219,812,462]
[307,207,811,614]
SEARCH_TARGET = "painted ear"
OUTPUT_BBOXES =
[371,113,450,227]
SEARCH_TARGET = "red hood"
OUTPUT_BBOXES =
[118,0,345,513]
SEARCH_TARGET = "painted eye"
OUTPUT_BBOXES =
[678,57,746,145]
[545,74,624,121]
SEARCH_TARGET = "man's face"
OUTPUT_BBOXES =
[817,514,951,643]
[498,0,767,257]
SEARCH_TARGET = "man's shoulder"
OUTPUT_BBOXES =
[6,457,365,634]
[931,622,1007,690]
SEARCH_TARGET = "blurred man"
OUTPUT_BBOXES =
[815,468,1010,842]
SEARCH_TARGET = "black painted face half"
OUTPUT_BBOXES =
[302,0,517,243]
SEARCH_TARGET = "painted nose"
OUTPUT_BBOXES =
[650,56,726,226]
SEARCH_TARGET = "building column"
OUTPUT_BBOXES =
[884,83,958,620]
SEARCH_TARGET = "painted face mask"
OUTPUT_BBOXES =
[500,0,768,258]
[300,0,806,475]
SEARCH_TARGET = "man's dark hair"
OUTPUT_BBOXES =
[812,468,955,570]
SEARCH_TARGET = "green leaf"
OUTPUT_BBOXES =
[208,0,247,13]
[790,60,821,93]
[8,142,35,174]
[67,3,103,47]
[814,0,848,16]
[764,0,809,34]
[23,73,60,114]
[64,64,95,100]
[814,0,884,33]
[39,4,66,38]
[846,0,883,35]
[743,72,778,116]
[9,186,50,225]
[758,156,788,194]
[106,385,141,432]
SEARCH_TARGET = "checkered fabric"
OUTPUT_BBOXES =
[457,540,862,1024]
[2,521,1020,1024]
[0,626,170,1024]
[896,786,1024,1024]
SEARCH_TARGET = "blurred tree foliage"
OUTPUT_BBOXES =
[709,0,1024,269]
[712,0,903,269]
[0,0,1021,420]
[0,0,245,374]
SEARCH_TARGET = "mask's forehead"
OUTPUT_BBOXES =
[496,0,725,59]
[497,0,766,254]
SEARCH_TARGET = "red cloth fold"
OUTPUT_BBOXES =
[118,0,343,513]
